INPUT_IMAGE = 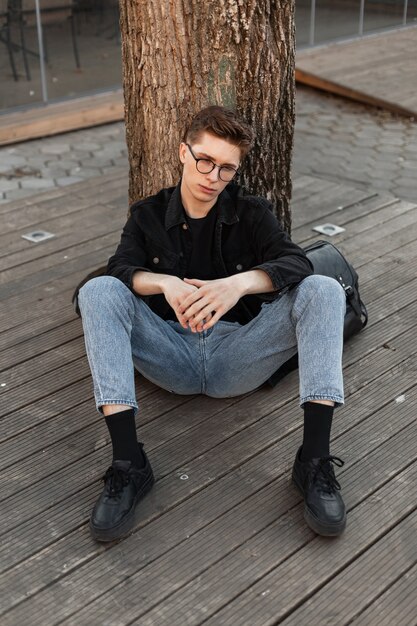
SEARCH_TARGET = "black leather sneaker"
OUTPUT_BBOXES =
[292,446,346,537]
[90,447,154,542]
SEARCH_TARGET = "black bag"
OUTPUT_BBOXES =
[267,239,368,386]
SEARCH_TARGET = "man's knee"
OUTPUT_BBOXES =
[79,276,131,310]
[298,274,345,308]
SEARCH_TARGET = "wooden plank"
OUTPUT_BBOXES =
[0,225,119,286]
[0,169,416,625]
[15,401,416,626]
[1,289,414,507]
[0,319,83,370]
[0,91,124,146]
[197,462,417,626]
[291,183,373,229]
[351,564,417,626]
[0,180,126,240]
[0,201,123,270]
[295,68,416,118]
[293,194,397,243]
[1,237,416,494]
[125,430,417,626]
[0,337,86,392]
[0,374,154,445]
[2,261,415,492]
[278,514,417,625]
[1,330,415,602]
[296,27,417,117]
[0,242,116,300]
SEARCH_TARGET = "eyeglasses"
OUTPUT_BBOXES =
[186,143,239,182]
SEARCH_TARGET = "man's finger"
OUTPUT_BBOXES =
[179,288,205,312]
[189,303,217,327]
[202,310,222,330]
[182,296,212,322]
[184,277,206,287]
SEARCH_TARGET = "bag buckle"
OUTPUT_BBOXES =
[338,275,353,298]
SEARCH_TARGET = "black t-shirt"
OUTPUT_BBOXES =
[184,205,239,323]
[185,205,217,280]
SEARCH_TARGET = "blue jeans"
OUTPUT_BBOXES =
[78,275,345,412]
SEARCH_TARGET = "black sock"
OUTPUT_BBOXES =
[300,402,334,461]
[104,408,145,467]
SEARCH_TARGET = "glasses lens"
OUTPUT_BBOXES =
[196,159,215,174]
[219,167,237,182]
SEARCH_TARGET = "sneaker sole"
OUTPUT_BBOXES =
[90,472,155,543]
[292,472,346,537]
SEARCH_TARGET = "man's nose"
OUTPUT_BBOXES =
[206,167,220,182]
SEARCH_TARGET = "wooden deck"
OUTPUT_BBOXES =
[296,26,417,117]
[1,169,416,625]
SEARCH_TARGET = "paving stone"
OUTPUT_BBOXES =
[63,151,94,163]
[69,167,103,178]
[112,156,129,167]
[0,179,20,192]
[87,156,120,168]
[0,155,27,168]
[54,159,80,169]
[398,161,417,173]
[105,141,127,151]
[40,144,71,155]
[379,136,407,146]
[2,187,35,201]
[376,144,405,155]
[38,167,71,178]
[20,178,56,190]
[75,142,101,152]
[55,176,85,186]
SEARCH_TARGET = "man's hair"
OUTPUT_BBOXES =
[184,106,254,158]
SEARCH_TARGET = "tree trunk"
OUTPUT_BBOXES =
[119,0,295,232]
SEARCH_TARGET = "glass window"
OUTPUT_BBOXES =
[314,0,363,45]
[296,0,314,47]
[406,0,417,24]
[0,0,122,113]
[0,0,44,109]
[363,0,405,32]
[41,0,122,102]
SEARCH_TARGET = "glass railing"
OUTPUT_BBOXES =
[1,1,416,113]
[296,0,417,48]
[0,0,121,112]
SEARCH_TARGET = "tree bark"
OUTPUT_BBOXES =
[119,0,295,232]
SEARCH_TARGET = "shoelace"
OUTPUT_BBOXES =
[312,456,344,494]
[102,466,130,498]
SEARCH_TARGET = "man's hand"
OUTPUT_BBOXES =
[179,276,243,331]
[160,276,200,328]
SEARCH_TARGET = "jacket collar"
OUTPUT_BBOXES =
[165,180,239,230]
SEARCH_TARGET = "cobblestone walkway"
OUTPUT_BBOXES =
[0,86,416,205]
[294,86,417,203]
[0,124,128,204]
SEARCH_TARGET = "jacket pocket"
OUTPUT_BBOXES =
[224,252,254,276]
[146,240,180,272]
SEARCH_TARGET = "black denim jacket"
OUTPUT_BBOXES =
[107,181,313,325]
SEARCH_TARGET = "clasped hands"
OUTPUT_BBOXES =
[163,276,242,333]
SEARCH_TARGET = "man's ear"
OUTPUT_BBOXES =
[179,142,187,164]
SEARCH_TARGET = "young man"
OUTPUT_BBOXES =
[79,106,347,543]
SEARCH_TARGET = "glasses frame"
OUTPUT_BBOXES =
[186,143,239,182]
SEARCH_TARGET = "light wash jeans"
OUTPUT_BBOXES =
[78,274,345,412]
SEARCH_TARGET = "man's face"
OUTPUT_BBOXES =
[179,131,241,210]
